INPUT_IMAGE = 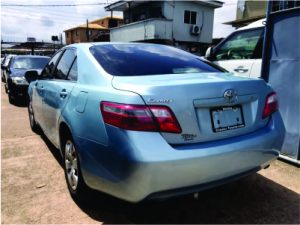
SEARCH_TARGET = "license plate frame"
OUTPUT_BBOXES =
[210,105,245,133]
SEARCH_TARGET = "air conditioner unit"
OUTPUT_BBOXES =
[190,25,200,35]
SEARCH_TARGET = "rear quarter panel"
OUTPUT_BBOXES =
[58,45,145,149]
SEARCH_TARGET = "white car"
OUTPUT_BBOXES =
[206,19,265,78]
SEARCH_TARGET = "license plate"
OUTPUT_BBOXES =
[210,105,245,132]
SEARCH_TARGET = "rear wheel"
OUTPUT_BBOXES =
[63,134,89,201]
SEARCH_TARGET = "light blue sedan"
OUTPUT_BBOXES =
[26,43,285,202]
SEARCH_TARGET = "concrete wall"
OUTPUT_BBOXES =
[110,19,172,42]
[164,1,214,43]
[65,29,104,44]
[92,18,124,29]
[65,29,87,45]
[111,1,215,44]
[236,0,267,21]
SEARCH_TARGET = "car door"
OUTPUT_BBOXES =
[42,48,77,144]
[32,50,64,127]
[212,27,264,78]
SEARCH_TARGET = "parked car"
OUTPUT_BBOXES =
[205,19,265,78]
[1,54,16,82]
[27,43,285,202]
[5,55,50,102]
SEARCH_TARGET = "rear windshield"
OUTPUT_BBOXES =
[90,44,221,76]
[12,57,50,70]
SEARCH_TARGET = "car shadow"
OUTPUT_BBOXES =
[40,133,64,168]
[74,174,300,224]
[8,96,29,107]
[40,135,300,224]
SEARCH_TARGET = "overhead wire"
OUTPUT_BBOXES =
[2,6,103,21]
[1,1,111,7]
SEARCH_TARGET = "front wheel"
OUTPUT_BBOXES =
[8,92,15,104]
[63,137,89,201]
[28,101,40,133]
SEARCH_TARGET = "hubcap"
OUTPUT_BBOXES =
[65,140,78,191]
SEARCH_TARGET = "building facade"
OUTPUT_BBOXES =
[64,16,123,45]
[105,1,223,55]
[225,0,267,28]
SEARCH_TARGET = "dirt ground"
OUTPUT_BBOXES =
[1,84,300,224]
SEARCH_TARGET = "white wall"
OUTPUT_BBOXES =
[110,1,216,44]
[110,19,173,42]
[163,1,215,43]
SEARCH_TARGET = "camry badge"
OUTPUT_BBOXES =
[147,98,173,104]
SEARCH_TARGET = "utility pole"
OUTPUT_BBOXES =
[86,19,90,41]
[31,44,34,55]
[52,35,59,53]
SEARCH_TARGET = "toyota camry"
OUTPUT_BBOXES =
[26,43,285,202]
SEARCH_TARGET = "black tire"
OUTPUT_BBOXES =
[8,92,15,104]
[62,132,89,201]
[4,84,8,94]
[28,101,40,133]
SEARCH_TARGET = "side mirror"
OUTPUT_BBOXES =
[25,70,39,82]
[205,47,213,59]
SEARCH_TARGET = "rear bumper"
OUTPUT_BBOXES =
[76,112,285,202]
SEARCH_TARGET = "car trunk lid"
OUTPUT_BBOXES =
[112,73,270,144]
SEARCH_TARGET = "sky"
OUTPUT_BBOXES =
[1,0,238,43]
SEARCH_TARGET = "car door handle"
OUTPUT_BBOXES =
[234,67,249,73]
[60,89,68,98]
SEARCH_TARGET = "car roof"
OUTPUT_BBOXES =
[237,18,266,31]
[13,55,50,59]
[66,42,173,52]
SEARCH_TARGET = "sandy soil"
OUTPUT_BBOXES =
[1,84,300,224]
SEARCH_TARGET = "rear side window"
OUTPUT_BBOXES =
[214,28,264,60]
[90,44,220,76]
[54,49,76,80]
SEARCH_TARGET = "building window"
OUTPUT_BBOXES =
[184,10,197,24]
[66,33,69,38]
[75,30,79,36]
[89,30,93,36]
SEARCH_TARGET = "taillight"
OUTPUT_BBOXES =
[262,92,278,119]
[149,106,182,133]
[100,102,182,133]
